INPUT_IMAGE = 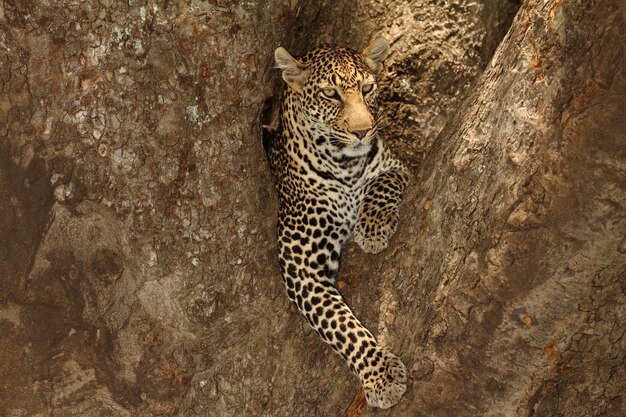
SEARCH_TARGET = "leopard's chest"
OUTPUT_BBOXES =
[273,127,384,227]
[289,159,372,229]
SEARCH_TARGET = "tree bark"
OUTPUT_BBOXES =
[0,1,624,417]
[352,0,626,415]
[1,1,299,415]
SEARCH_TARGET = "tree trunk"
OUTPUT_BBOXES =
[359,0,626,416]
[0,1,624,417]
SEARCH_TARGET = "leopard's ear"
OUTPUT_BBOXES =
[275,47,308,92]
[362,38,389,74]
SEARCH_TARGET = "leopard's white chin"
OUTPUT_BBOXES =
[340,142,372,158]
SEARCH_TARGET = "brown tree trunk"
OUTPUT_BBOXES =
[0,1,624,417]
[353,0,626,416]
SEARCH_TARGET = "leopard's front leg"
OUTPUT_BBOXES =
[354,167,410,254]
[278,208,407,409]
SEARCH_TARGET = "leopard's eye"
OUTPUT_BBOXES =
[320,88,339,100]
[362,83,375,95]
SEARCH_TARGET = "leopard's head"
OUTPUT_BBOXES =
[275,39,389,158]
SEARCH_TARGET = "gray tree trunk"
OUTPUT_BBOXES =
[0,1,624,417]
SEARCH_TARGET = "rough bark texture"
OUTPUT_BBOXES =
[370,0,626,415]
[1,1,624,417]
[1,1,296,415]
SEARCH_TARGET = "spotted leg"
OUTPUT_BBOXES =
[354,167,410,254]
[278,209,407,409]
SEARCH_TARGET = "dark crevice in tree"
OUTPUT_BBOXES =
[479,0,522,65]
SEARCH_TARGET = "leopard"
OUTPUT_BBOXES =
[266,38,411,409]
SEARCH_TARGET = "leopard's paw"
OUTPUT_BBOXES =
[353,218,397,254]
[362,352,407,409]
[353,226,389,254]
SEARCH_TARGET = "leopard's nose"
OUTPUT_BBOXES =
[352,129,370,139]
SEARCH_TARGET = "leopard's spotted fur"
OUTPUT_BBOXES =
[268,39,410,409]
